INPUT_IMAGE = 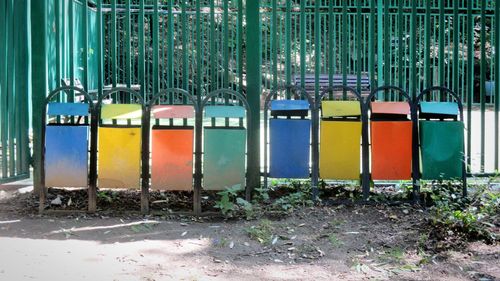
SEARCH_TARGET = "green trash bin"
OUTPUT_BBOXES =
[417,90,466,185]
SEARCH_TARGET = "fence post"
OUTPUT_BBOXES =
[31,0,48,195]
[245,0,261,200]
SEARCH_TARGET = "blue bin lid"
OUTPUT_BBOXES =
[420,102,459,116]
[48,102,89,116]
[270,100,309,111]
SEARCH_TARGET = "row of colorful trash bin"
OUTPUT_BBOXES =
[263,85,466,201]
[40,85,466,214]
[40,87,251,214]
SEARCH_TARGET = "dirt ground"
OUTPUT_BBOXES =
[0,183,498,281]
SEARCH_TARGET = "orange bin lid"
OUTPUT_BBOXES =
[371,102,410,115]
[152,105,195,119]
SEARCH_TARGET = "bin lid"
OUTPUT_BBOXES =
[48,102,89,116]
[420,102,459,116]
[205,105,246,118]
[322,101,361,117]
[152,105,195,119]
[270,100,309,117]
[371,102,410,115]
[101,104,142,120]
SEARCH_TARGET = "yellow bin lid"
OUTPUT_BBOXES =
[322,100,361,117]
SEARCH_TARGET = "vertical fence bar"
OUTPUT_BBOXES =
[1,0,8,179]
[438,0,445,86]
[467,0,473,172]
[168,0,174,88]
[342,0,348,97]
[424,0,431,88]
[6,0,14,177]
[223,0,229,89]
[452,0,459,94]
[409,0,417,98]
[111,0,117,87]
[20,0,29,175]
[377,0,383,87]
[383,0,389,91]
[246,0,261,199]
[153,1,159,94]
[272,0,278,89]
[139,0,145,97]
[82,0,88,89]
[328,0,334,86]
[68,0,74,90]
[238,0,243,92]
[369,0,375,86]
[480,0,486,172]
[315,0,320,99]
[55,0,61,88]
[285,0,291,92]
[193,0,202,215]
[356,0,362,92]
[125,0,131,87]
[14,1,20,174]
[496,0,500,170]
[181,0,188,91]
[397,0,403,88]
[300,0,306,87]
[209,0,216,94]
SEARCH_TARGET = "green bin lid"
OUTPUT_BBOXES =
[205,105,246,118]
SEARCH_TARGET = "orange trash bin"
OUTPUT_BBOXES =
[150,105,195,191]
[370,102,413,180]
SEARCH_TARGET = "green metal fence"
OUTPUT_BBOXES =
[28,0,500,190]
[0,0,30,183]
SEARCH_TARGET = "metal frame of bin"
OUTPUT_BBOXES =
[95,87,147,213]
[263,85,318,199]
[316,85,368,200]
[39,86,96,213]
[414,86,467,197]
[362,86,419,202]
[145,88,199,214]
[199,89,251,215]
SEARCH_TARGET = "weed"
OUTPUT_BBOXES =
[328,233,343,247]
[423,179,499,245]
[214,184,263,219]
[245,219,274,244]
[379,247,405,264]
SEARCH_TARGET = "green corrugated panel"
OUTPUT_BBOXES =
[203,128,246,191]
[420,121,464,180]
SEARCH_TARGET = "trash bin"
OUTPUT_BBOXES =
[149,91,196,191]
[319,98,362,180]
[202,103,247,191]
[366,87,414,181]
[416,87,466,184]
[268,99,311,178]
[97,90,144,189]
[43,89,93,188]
